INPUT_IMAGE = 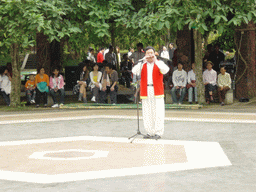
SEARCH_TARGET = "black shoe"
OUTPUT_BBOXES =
[189,102,192,104]
[143,134,152,139]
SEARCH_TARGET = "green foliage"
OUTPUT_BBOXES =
[84,0,134,38]
[208,28,235,51]
[1,0,256,61]
[207,31,222,45]
[0,54,11,66]
[0,0,84,50]
[124,0,256,37]
[62,56,80,67]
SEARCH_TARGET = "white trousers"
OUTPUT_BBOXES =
[142,87,165,136]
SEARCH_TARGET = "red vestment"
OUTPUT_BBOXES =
[140,63,164,99]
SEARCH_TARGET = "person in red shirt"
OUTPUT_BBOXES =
[97,48,105,63]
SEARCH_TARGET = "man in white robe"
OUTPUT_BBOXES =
[132,46,169,139]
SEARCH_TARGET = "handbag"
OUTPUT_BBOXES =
[72,84,80,95]
[186,80,196,89]
[37,82,49,93]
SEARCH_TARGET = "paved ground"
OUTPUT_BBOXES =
[0,99,256,192]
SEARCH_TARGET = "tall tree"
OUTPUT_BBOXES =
[123,0,256,103]
[0,0,81,107]
[0,0,41,107]
[85,0,134,72]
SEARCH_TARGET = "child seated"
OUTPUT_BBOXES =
[25,74,36,104]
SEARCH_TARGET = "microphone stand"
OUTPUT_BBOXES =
[128,59,147,143]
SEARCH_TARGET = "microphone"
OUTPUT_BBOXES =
[137,57,147,62]
[137,56,154,63]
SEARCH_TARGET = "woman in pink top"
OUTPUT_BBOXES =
[49,67,65,108]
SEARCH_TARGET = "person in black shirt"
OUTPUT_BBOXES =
[168,43,176,61]
[120,54,132,88]
[208,43,225,72]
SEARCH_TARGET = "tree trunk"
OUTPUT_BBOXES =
[50,39,61,69]
[36,33,51,75]
[10,43,21,107]
[234,22,256,99]
[193,29,205,104]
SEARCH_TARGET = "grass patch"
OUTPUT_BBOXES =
[0,105,37,112]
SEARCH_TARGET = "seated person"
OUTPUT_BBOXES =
[0,66,11,106]
[25,74,36,104]
[187,63,197,104]
[89,63,102,103]
[75,63,89,103]
[99,63,118,104]
[217,66,231,106]
[120,53,132,88]
[87,48,96,63]
[203,61,217,104]
[171,61,187,104]
[49,67,65,108]
[35,67,49,107]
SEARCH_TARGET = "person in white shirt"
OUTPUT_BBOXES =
[89,63,102,103]
[103,48,109,59]
[127,48,134,57]
[132,46,169,140]
[116,46,121,67]
[171,61,187,104]
[187,63,197,104]
[87,48,96,63]
[160,46,169,60]
[203,61,217,104]
[217,66,231,106]
[0,66,11,106]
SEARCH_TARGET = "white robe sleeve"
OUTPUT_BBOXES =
[132,62,143,76]
[155,60,169,75]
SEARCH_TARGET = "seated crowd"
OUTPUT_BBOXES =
[0,45,232,107]
[170,60,231,106]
